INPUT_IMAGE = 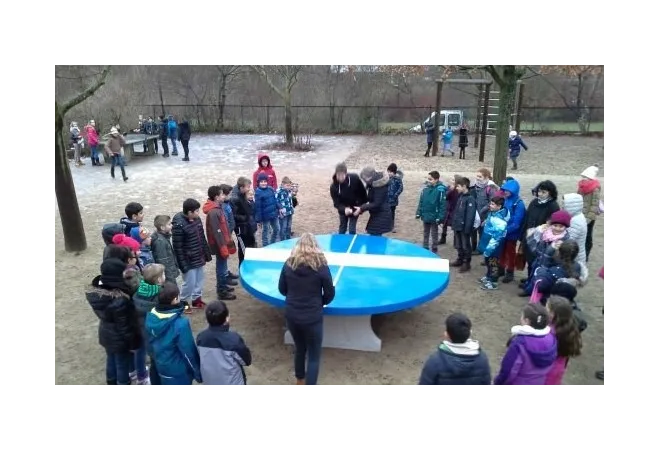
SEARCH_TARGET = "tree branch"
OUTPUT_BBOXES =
[250,65,285,99]
[61,66,111,115]
[485,66,503,87]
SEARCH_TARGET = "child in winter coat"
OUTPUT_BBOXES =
[220,184,239,281]
[441,128,455,157]
[450,177,477,272]
[528,240,582,305]
[203,186,237,302]
[84,119,100,165]
[458,122,469,159]
[562,193,588,266]
[424,119,434,157]
[130,226,155,266]
[151,215,180,283]
[477,196,509,291]
[508,130,528,170]
[387,163,404,231]
[493,303,557,385]
[276,176,295,241]
[499,178,526,284]
[255,173,283,246]
[578,164,601,262]
[471,168,499,254]
[131,263,166,385]
[522,210,572,296]
[416,171,447,253]
[145,282,202,385]
[545,296,583,385]
[252,153,278,189]
[441,175,461,245]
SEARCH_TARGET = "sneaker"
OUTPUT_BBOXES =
[226,278,239,286]
[192,298,206,309]
[129,371,137,383]
[137,376,151,385]
[182,157,190,161]
[227,271,239,280]
[172,152,178,156]
[217,290,237,300]
[182,301,192,314]
[595,370,604,381]
[477,276,489,284]
[481,281,498,290]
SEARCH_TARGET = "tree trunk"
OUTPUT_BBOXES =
[284,94,293,144]
[55,102,87,252]
[330,102,336,131]
[492,66,517,184]
[217,74,227,131]
[158,78,165,116]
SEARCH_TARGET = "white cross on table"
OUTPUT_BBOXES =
[244,235,450,286]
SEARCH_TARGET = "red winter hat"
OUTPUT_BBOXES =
[112,234,141,252]
[549,210,571,227]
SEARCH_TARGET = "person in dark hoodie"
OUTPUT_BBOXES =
[450,176,477,273]
[357,166,393,236]
[419,313,491,385]
[440,175,461,245]
[172,199,213,310]
[278,233,335,385]
[202,186,237,301]
[131,263,166,385]
[86,257,142,385]
[230,176,256,265]
[158,115,170,157]
[386,163,404,232]
[330,162,368,235]
[151,215,180,283]
[196,300,252,385]
[145,282,202,385]
[177,118,192,161]
[519,180,560,285]
[493,303,557,385]
[499,178,527,283]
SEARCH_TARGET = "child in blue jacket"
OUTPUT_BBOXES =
[477,196,509,291]
[145,282,201,385]
[508,130,529,170]
[254,173,283,246]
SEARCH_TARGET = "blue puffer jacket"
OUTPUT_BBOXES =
[509,136,528,158]
[501,179,526,241]
[145,304,201,383]
[477,207,509,258]
[254,186,281,222]
[276,186,294,216]
[442,129,453,144]
[387,171,404,206]
[167,119,178,139]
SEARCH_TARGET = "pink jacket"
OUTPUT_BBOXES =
[545,324,569,385]
[85,125,99,146]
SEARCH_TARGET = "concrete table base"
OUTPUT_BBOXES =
[284,315,381,352]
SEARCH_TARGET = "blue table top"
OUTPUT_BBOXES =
[240,234,450,316]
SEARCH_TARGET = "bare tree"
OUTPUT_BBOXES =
[251,65,303,144]
[55,66,111,252]
[215,65,243,131]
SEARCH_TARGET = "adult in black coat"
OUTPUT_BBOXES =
[330,162,368,235]
[177,119,192,161]
[357,167,393,236]
[230,178,257,265]
[519,180,560,282]
[86,258,142,385]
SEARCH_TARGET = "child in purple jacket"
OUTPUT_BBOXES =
[493,303,557,385]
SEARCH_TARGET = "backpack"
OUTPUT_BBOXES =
[102,223,126,245]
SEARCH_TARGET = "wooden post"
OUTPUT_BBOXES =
[432,81,443,156]
[479,83,490,162]
[474,85,483,148]
[512,80,521,128]
[515,82,525,133]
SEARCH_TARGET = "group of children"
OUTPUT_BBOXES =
[87,153,301,384]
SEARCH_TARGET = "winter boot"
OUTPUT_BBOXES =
[450,259,463,267]
[217,289,237,301]
[459,262,471,273]
[501,271,514,283]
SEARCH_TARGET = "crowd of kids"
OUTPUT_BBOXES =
[84,145,601,384]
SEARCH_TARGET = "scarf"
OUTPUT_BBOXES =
[542,227,566,243]
[475,179,488,189]
[536,196,550,205]
[578,178,600,195]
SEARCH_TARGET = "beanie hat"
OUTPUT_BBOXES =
[99,258,128,289]
[112,234,141,252]
[580,164,599,180]
[360,166,376,181]
[257,173,268,183]
[509,130,517,138]
[549,210,571,227]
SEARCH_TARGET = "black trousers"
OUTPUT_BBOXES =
[161,137,169,155]
[237,232,256,265]
[181,139,190,158]
[459,145,466,159]
[586,220,596,261]
[453,231,472,263]
[391,205,396,224]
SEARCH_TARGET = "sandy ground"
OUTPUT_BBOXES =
[55,134,604,385]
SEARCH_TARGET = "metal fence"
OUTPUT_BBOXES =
[112,105,604,135]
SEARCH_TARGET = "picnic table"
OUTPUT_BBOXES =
[98,133,160,163]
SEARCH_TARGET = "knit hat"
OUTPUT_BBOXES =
[509,130,517,138]
[112,234,141,252]
[549,210,571,227]
[580,164,599,180]
[257,173,268,183]
[100,258,128,288]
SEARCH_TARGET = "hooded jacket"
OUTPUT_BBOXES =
[501,179,526,241]
[202,199,231,258]
[387,170,404,206]
[145,304,201,383]
[330,172,368,213]
[254,182,281,223]
[252,153,278,189]
[419,340,492,385]
[278,263,335,326]
[508,135,528,158]
[360,172,393,236]
[416,182,447,223]
[477,207,509,258]
[562,193,588,266]
[177,120,191,141]
[493,325,557,385]
[196,324,252,385]
[230,184,255,237]
[171,212,212,273]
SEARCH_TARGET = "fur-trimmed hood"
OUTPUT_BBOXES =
[370,171,390,188]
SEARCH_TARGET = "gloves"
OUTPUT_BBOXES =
[220,245,230,259]
[227,240,237,255]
